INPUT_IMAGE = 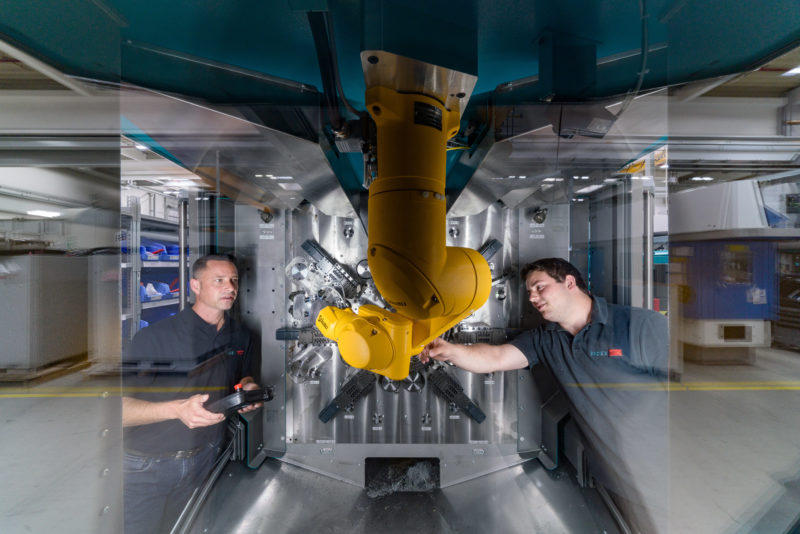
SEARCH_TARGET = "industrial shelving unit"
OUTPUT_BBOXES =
[121,195,188,353]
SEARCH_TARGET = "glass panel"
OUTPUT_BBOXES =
[667,71,800,533]
[0,40,123,533]
[116,81,301,529]
[493,89,671,532]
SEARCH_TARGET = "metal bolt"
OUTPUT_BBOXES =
[368,55,379,64]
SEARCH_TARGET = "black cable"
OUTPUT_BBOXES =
[616,0,649,118]
[324,11,361,119]
[307,11,345,131]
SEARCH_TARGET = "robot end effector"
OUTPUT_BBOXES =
[316,249,490,380]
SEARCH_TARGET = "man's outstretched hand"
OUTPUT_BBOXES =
[419,337,454,365]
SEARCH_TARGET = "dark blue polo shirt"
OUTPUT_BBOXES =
[123,308,255,454]
[511,296,669,508]
[511,295,668,381]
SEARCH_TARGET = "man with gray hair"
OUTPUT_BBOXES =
[122,254,261,533]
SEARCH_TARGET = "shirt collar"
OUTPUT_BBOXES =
[589,295,609,325]
[189,308,230,334]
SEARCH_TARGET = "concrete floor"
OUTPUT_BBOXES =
[668,348,800,533]
[2,347,800,533]
[0,373,122,534]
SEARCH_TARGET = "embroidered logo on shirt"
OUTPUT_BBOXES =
[589,348,623,358]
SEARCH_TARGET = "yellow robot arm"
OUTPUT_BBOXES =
[316,86,491,380]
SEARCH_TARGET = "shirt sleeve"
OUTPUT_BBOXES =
[122,329,161,397]
[125,327,156,362]
[509,330,541,369]
[633,310,670,376]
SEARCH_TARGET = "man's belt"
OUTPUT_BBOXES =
[125,447,203,460]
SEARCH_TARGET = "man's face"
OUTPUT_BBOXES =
[525,270,573,323]
[191,260,238,313]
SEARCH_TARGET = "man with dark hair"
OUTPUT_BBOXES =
[122,254,260,533]
[422,257,669,532]
[520,257,591,295]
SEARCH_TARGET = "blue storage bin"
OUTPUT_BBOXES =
[141,239,167,260]
[120,242,145,257]
[153,281,171,296]
[162,244,187,261]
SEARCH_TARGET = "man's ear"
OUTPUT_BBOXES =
[189,278,200,295]
[564,274,576,290]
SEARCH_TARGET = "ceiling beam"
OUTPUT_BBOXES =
[0,39,94,96]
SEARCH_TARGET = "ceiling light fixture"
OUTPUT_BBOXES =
[27,210,61,218]
[278,182,302,190]
[575,184,604,194]
[781,65,800,77]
